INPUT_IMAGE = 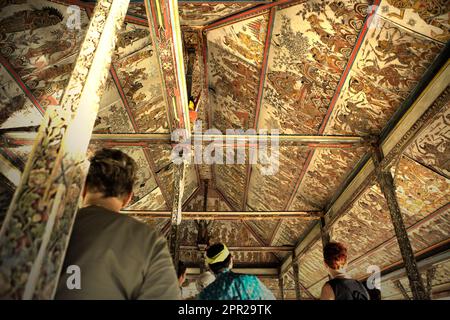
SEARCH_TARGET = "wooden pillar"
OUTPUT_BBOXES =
[373,148,429,300]
[0,0,130,299]
[278,275,285,300]
[292,260,302,300]
[169,162,186,270]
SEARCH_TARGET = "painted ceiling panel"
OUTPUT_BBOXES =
[352,16,443,100]
[207,44,259,131]
[246,219,280,245]
[257,0,368,134]
[0,65,42,129]
[247,146,309,211]
[93,83,136,134]
[125,2,262,26]
[125,186,167,210]
[298,239,327,288]
[323,69,404,135]
[291,147,366,210]
[184,187,233,212]
[207,14,269,131]
[114,22,151,60]
[145,144,173,172]
[0,1,88,79]
[215,164,247,210]
[395,156,450,226]
[405,102,449,178]
[377,0,450,43]
[179,2,259,26]
[329,183,394,260]
[272,219,312,247]
[113,47,169,133]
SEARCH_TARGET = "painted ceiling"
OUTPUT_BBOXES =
[0,0,449,299]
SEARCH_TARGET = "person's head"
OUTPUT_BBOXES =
[323,242,348,272]
[196,271,215,292]
[177,261,187,286]
[83,148,136,211]
[205,243,233,274]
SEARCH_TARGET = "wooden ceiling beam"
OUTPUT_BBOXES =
[123,210,322,220]
[145,0,191,137]
[202,0,300,32]
[181,245,294,252]
[0,132,367,148]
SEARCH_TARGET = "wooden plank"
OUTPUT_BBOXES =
[123,210,322,220]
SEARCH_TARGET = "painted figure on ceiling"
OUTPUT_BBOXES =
[0,7,64,34]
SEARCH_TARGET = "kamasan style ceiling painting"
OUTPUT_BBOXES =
[0,0,449,300]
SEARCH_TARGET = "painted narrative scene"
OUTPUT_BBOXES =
[0,0,449,303]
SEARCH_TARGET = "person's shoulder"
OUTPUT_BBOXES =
[79,206,160,240]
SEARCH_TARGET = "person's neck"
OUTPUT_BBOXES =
[83,192,123,213]
[329,268,350,279]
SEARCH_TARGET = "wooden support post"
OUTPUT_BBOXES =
[426,266,436,298]
[169,162,186,270]
[292,260,302,300]
[278,275,285,300]
[394,280,411,300]
[0,0,129,299]
[320,217,330,248]
[373,147,430,300]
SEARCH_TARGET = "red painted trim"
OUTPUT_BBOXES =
[285,149,314,210]
[109,65,140,130]
[318,0,381,134]
[241,8,276,211]
[203,0,295,31]
[0,55,45,115]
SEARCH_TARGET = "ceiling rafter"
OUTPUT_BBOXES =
[241,6,276,211]
[123,210,322,220]
[0,55,44,115]
[52,0,148,25]
[202,0,299,32]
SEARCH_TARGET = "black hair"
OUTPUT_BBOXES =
[178,261,187,279]
[85,148,136,198]
[206,243,232,274]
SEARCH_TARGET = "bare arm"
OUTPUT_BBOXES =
[320,283,335,300]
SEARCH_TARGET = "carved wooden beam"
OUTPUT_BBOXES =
[124,210,323,220]
[278,276,285,300]
[373,146,429,300]
[0,0,130,299]
[168,162,186,268]
[1,132,366,148]
[181,245,294,252]
[202,0,298,32]
[144,0,190,137]
[241,7,277,211]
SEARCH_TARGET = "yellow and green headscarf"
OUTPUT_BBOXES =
[205,244,230,265]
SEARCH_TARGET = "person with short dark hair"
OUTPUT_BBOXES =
[55,148,180,299]
[198,242,275,300]
[320,242,370,300]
